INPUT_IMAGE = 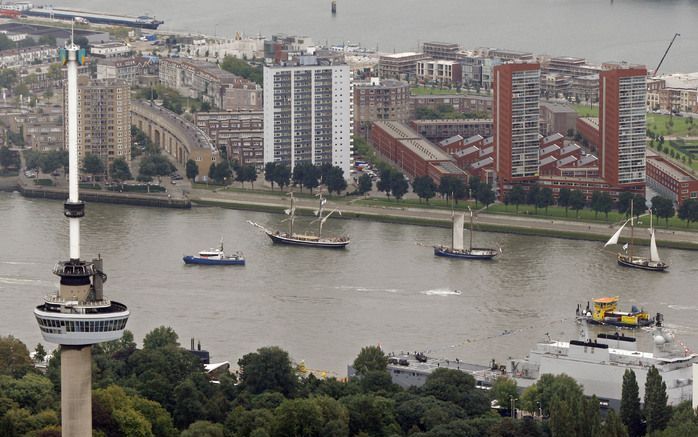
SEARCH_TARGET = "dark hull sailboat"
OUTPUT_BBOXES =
[604,200,668,272]
[433,206,499,260]
[434,246,498,259]
[249,193,349,249]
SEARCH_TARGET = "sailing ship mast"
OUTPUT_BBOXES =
[285,192,296,236]
[468,207,474,251]
[317,194,326,238]
[629,199,634,259]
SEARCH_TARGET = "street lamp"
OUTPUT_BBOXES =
[510,396,518,419]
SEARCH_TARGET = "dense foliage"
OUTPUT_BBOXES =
[0,331,694,436]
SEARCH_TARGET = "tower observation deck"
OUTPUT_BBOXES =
[33,36,129,436]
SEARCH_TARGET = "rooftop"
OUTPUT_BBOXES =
[540,144,561,156]
[647,155,697,182]
[455,145,479,158]
[430,161,466,175]
[471,156,494,169]
[374,121,452,162]
[382,51,423,59]
[439,135,463,147]
[410,118,493,125]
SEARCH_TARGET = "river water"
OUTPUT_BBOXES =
[2,191,698,374]
[57,0,698,72]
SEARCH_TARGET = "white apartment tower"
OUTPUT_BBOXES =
[264,59,353,178]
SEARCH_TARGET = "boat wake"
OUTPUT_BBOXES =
[667,304,698,311]
[0,260,41,265]
[335,285,399,294]
[421,288,462,297]
[0,276,46,285]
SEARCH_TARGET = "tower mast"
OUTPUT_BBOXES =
[34,34,129,437]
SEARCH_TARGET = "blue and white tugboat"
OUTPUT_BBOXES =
[183,239,245,265]
[434,207,499,260]
[248,192,350,249]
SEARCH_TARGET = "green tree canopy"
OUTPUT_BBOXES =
[143,326,180,350]
[390,173,409,200]
[491,377,517,414]
[377,168,394,197]
[220,55,262,85]
[412,175,436,203]
[110,157,132,182]
[420,368,489,416]
[651,196,675,227]
[506,185,526,212]
[620,369,643,437]
[265,162,278,189]
[678,199,698,227]
[0,336,34,379]
[617,191,635,215]
[139,154,176,178]
[477,183,496,209]
[438,175,466,202]
[272,164,291,190]
[82,153,105,176]
[352,346,388,376]
[186,159,199,181]
[238,346,296,397]
[644,365,670,433]
[357,173,373,196]
[324,166,347,195]
[569,190,586,217]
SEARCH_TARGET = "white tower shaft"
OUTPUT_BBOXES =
[66,44,80,260]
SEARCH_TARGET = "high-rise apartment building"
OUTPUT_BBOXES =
[493,63,541,183]
[263,58,352,178]
[64,76,131,164]
[599,65,647,186]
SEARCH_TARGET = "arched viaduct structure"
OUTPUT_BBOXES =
[131,101,218,178]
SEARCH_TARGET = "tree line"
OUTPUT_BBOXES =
[1,332,696,436]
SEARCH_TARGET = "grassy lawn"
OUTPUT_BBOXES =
[356,197,695,230]
[34,179,53,186]
[191,183,345,201]
[647,114,698,137]
[410,86,463,96]
[572,104,598,118]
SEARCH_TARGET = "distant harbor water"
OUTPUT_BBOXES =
[57,0,698,72]
[2,192,698,374]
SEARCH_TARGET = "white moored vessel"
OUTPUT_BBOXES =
[509,325,696,408]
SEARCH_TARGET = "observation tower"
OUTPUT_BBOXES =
[33,38,129,436]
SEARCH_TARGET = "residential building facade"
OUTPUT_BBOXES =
[159,58,262,111]
[598,64,647,187]
[421,42,460,61]
[416,60,462,85]
[263,59,353,178]
[493,63,541,183]
[353,78,410,135]
[194,111,264,169]
[378,52,429,81]
[65,77,131,164]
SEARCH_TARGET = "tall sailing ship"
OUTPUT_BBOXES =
[604,200,668,272]
[249,193,350,249]
[434,206,499,260]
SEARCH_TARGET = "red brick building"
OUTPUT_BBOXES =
[598,65,647,189]
[493,63,541,184]
[370,121,466,182]
[646,153,698,206]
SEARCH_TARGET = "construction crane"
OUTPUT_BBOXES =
[653,33,680,77]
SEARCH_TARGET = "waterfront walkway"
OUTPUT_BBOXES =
[190,189,698,249]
